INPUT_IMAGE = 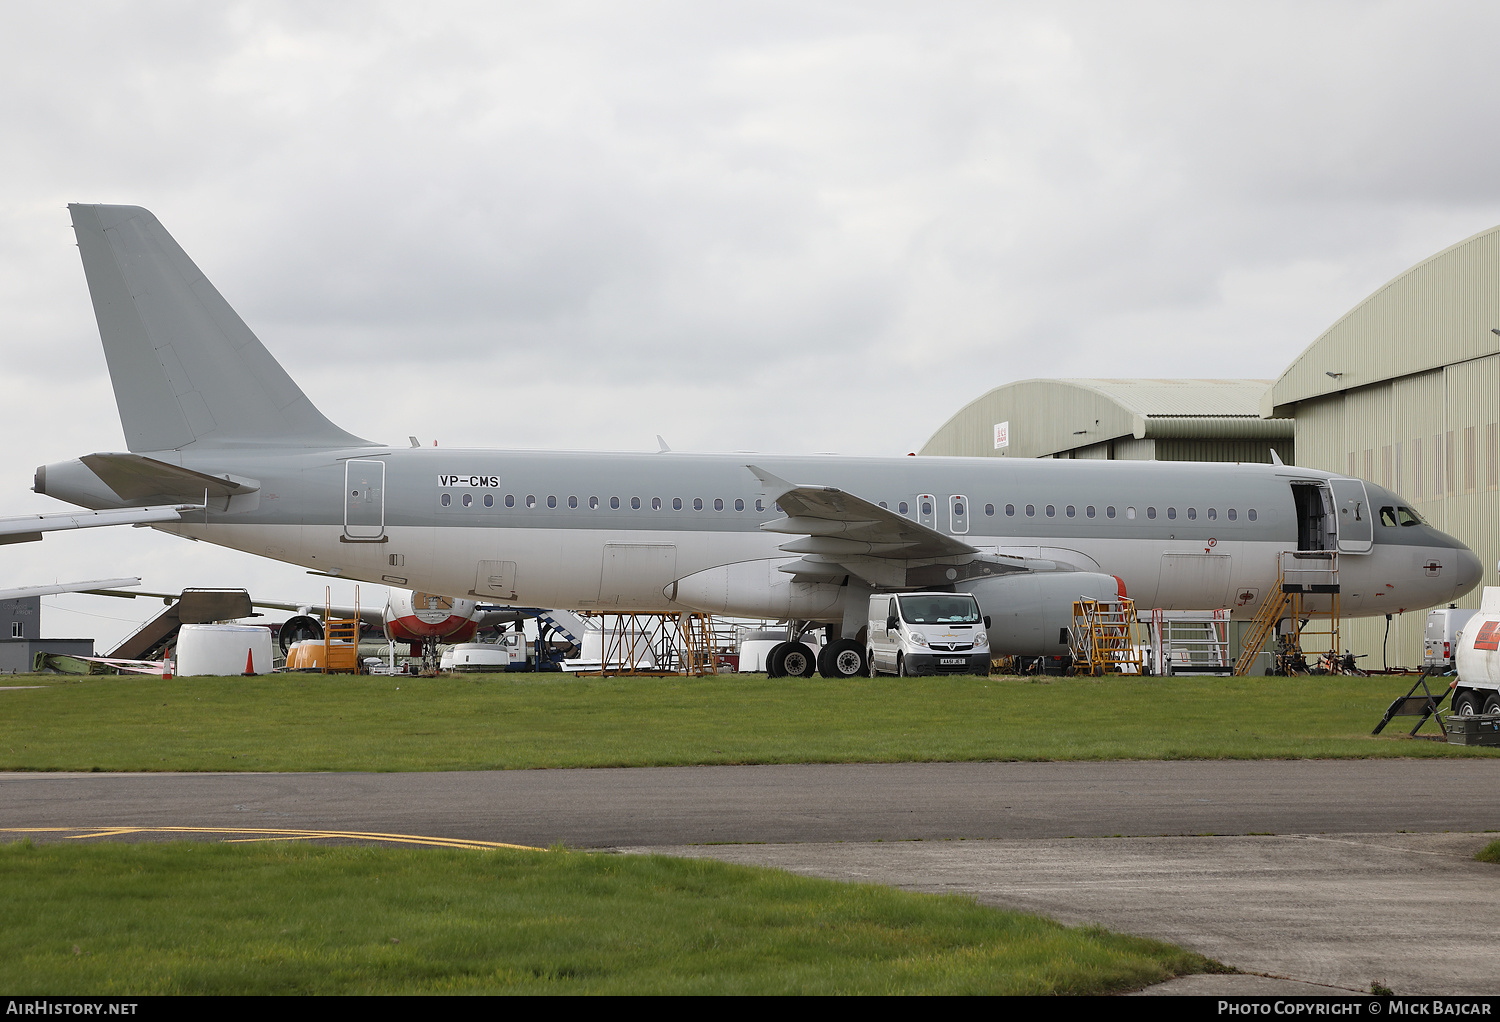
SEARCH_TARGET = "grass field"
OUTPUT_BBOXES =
[0,671,1482,772]
[0,840,1221,994]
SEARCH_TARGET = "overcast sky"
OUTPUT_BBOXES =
[5,2,1500,648]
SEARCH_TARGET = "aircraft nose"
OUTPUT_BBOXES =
[1454,547,1484,598]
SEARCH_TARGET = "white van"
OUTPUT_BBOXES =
[867,592,991,676]
[1425,605,1479,672]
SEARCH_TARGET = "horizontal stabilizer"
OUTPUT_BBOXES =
[80,452,256,503]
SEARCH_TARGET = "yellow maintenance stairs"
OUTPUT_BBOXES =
[1232,551,1342,675]
[1070,597,1141,675]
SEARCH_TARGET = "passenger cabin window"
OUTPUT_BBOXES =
[1065,505,1075,518]
[484,494,493,508]
[505,494,515,508]
[672,498,683,510]
[878,501,888,508]
[755,500,765,512]
[1086,505,1096,518]
[652,497,662,510]
[1146,507,1157,520]
[1247,509,1257,521]
[1106,506,1116,519]
[921,500,933,516]
[735,499,745,511]
[590,497,600,509]
[547,496,557,508]
[984,503,995,516]
[1126,507,1136,519]
[1005,504,1015,516]
[441,494,451,507]
[694,498,704,511]
[713,499,723,511]
[1207,508,1216,520]
[1227,508,1236,521]
[1186,508,1196,520]
[631,497,641,509]
[1166,507,1175,520]
[610,496,620,509]
[899,501,909,515]
[568,496,578,509]
[463,494,473,507]
[526,495,536,508]
[1045,505,1055,517]
[1025,504,1035,517]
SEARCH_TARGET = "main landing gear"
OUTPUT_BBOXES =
[766,635,869,679]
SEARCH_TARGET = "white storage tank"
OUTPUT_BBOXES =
[175,624,273,677]
[1454,587,1500,687]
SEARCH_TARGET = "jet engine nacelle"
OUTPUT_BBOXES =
[959,571,1126,656]
[383,590,480,644]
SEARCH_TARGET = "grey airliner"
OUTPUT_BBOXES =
[26,204,1483,677]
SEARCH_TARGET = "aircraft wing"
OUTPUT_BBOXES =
[0,577,142,602]
[749,465,1020,587]
[0,505,195,546]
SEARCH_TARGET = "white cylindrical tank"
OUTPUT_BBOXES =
[1454,587,1500,686]
[175,624,273,676]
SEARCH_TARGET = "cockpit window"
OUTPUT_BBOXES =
[1397,506,1425,526]
[1380,506,1398,527]
[897,595,982,624]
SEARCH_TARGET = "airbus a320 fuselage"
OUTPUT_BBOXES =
[32,204,1483,675]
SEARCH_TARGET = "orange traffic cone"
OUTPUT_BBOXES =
[242,648,256,676]
[162,655,173,680]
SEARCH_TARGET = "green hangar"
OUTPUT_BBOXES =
[923,223,1500,670]
[920,378,1294,464]
[1264,224,1500,669]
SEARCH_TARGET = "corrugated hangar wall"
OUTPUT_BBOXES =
[1267,222,1500,670]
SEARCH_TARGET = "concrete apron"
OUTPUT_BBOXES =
[623,832,1500,996]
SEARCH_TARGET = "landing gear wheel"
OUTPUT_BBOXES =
[766,641,789,678]
[781,642,817,678]
[819,639,866,679]
[1454,690,1482,716]
[1484,694,1500,716]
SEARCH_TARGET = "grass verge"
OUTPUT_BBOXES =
[0,672,1483,772]
[1476,840,1500,864]
[0,840,1221,994]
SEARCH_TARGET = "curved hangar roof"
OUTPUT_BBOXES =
[1265,223,1500,417]
[921,378,1288,459]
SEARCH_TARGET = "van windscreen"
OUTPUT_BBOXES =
[898,595,981,624]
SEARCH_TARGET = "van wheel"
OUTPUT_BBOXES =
[897,653,909,677]
[1454,690,1481,716]
[781,642,817,678]
[820,639,866,678]
[866,649,878,676]
[765,642,789,678]
[1484,694,1500,716]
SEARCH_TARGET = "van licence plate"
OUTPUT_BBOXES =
[941,657,964,665]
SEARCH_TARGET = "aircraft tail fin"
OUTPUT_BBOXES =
[68,204,372,452]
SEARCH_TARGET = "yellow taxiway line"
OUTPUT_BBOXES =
[0,825,543,851]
